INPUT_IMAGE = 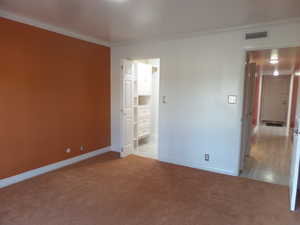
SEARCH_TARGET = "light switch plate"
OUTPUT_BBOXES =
[228,95,237,104]
[162,96,167,104]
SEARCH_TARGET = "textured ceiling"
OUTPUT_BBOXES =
[1,0,300,44]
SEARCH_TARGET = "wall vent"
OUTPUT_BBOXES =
[245,31,268,40]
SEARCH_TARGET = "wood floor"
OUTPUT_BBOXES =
[1,152,299,225]
[240,125,292,186]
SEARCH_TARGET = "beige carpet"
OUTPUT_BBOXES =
[1,152,299,225]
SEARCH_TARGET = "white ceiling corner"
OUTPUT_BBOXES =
[1,0,300,46]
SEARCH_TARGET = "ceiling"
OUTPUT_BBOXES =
[249,47,300,75]
[1,0,300,44]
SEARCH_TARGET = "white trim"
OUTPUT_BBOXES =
[253,125,259,134]
[0,146,111,188]
[0,9,110,47]
[109,148,120,152]
[159,157,237,177]
[287,74,294,134]
[256,75,263,126]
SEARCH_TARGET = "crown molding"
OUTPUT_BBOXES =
[110,17,300,47]
[0,9,110,47]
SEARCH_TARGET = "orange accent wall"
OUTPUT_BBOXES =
[0,18,111,179]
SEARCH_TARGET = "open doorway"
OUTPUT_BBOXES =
[120,58,160,160]
[240,47,300,210]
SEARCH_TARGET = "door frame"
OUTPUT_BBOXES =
[239,61,257,171]
[238,44,300,172]
[119,58,161,158]
[290,118,300,211]
[239,45,300,210]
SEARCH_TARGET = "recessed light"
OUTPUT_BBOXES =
[273,69,279,76]
[270,59,279,64]
[270,49,279,64]
[109,0,127,2]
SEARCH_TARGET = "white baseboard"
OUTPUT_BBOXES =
[0,146,111,188]
[110,148,121,152]
[159,157,237,177]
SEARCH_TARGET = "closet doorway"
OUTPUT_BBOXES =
[121,58,160,159]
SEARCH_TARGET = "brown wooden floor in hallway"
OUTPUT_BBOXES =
[1,152,299,225]
[240,125,292,186]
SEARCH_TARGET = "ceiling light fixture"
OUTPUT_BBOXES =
[270,58,279,64]
[270,49,279,64]
[273,69,279,76]
[295,71,300,76]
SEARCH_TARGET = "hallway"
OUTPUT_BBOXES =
[240,126,292,186]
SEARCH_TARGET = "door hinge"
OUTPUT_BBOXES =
[121,65,124,71]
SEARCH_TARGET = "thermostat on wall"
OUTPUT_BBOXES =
[228,95,237,104]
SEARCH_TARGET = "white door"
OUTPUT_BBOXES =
[240,63,257,170]
[261,76,290,124]
[121,59,134,158]
[290,118,300,211]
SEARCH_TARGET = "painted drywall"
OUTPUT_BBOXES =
[260,76,290,123]
[252,72,261,126]
[290,76,299,128]
[0,18,110,179]
[111,21,300,176]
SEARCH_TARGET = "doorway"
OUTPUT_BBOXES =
[120,58,160,160]
[260,75,290,127]
[239,47,300,210]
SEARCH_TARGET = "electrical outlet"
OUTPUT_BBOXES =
[204,153,210,161]
[80,145,85,151]
[65,148,71,153]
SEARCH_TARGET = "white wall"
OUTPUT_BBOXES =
[111,21,300,176]
[296,76,300,119]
